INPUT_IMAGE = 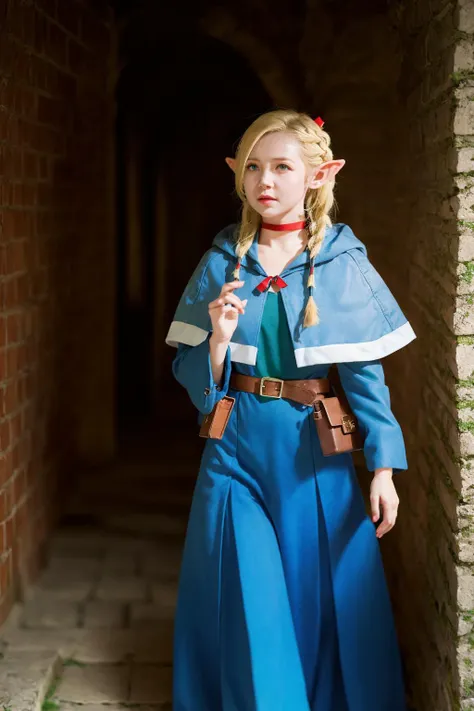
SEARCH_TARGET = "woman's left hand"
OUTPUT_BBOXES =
[370,468,399,539]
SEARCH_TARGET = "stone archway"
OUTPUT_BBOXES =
[200,7,302,108]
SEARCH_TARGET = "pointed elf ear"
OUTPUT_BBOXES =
[225,157,237,173]
[308,159,346,189]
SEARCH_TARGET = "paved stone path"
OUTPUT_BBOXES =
[0,525,184,711]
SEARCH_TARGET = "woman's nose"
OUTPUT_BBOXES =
[259,170,273,187]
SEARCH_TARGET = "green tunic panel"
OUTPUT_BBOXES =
[254,291,301,380]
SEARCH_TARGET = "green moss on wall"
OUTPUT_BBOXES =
[457,400,474,410]
[451,69,474,87]
[459,421,474,433]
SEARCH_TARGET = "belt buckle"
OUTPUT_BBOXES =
[259,376,284,398]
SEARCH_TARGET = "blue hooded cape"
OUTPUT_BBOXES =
[166,222,416,365]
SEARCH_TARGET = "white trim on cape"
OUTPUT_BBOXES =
[166,320,416,367]
[294,321,416,366]
[166,321,209,348]
[165,321,258,365]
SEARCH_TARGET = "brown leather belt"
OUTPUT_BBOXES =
[229,373,331,406]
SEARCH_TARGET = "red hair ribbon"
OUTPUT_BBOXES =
[256,275,288,293]
[314,117,324,128]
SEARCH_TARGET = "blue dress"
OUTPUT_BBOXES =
[172,290,407,711]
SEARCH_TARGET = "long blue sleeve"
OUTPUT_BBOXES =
[336,360,408,473]
[172,336,232,414]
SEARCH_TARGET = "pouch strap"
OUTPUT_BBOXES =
[229,373,330,406]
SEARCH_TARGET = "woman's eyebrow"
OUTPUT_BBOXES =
[246,157,295,162]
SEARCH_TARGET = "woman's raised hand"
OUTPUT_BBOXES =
[208,280,247,343]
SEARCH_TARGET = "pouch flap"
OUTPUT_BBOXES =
[320,397,346,427]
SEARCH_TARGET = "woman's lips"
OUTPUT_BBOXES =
[258,196,277,202]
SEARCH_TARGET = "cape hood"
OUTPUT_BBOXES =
[166,223,416,367]
[211,222,368,276]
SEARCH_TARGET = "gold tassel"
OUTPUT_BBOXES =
[304,294,319,327]
[307,272,315,288]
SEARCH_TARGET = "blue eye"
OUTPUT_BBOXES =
[277,163,290,170]
[246,163,258,171]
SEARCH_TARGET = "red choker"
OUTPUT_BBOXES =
[261,220,307,232]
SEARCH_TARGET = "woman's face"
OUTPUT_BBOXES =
[243,131,312,222]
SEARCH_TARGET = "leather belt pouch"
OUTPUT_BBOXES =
[199,396,236,440]
[313,395,364,456]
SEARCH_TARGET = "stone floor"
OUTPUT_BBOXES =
[0,525,185,710]
[0,386,207,711]
[0,416,200,710]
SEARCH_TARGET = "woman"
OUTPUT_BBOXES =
[166,109,416,711]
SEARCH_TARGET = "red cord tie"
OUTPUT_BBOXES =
[256,275,288,293]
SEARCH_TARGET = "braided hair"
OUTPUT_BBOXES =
[231,110,336,327]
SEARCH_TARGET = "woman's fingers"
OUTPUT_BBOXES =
[210,302,243,316]
[209,304,239,319]
[370,493,380,523]
[375,499,399,538]
[209,293,246,313]
[220,280,245,294]
[218,293,245,309]
[208,281,245,312]
[209,303,236,313]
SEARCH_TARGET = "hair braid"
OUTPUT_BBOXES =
[303,181,334,326]
[232,201,259,279]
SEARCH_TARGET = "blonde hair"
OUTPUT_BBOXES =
[231,109,336,327]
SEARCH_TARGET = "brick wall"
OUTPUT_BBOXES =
[394,2,474,709]
[453,2,474,708]
[0,0,115,624]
